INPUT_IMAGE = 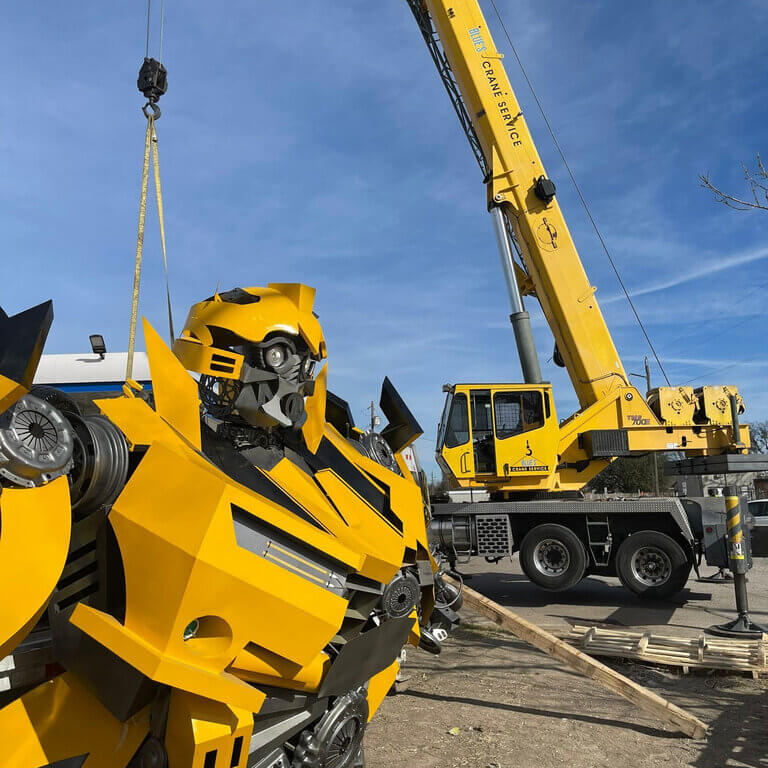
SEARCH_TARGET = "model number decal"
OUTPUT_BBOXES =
[627,415,651,425]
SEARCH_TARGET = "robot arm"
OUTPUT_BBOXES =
[0,302,73,660]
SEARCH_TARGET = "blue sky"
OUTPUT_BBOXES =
[2,1,767,478]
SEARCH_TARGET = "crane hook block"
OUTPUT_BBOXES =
[137,57,168,103]
[534,175,556,203]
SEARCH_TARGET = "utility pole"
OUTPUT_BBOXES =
[646,357,661,496]
[369,401,376,433]
[631,357,660,495]
[644,356,651,395]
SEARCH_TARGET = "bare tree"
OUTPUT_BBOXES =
[750,420,768,454]
[700,154,768,212]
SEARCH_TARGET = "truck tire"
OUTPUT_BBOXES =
[519,524,587,591]
[615,531,690,599]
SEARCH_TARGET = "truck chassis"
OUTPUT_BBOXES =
[430,497,735,599]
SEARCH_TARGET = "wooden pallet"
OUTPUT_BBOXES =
[563,625,768,676]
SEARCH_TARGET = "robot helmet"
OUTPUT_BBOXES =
[173,283,326,430]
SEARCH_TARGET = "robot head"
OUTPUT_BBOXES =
[173,284,326,430]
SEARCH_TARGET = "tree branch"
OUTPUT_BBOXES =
[700,154,768,212]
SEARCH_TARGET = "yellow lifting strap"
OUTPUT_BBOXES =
[126,111,175,381]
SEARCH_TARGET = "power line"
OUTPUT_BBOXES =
[682,354,767,386]
[661,275,768,352]
[487,0,671,386]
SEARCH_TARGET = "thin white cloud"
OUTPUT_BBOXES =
[623,355,768,368]
[602,246,768,304]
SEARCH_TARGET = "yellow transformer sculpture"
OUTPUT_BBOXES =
[0,285,454,768]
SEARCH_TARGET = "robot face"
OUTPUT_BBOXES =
[234,333,318,431]
[177,285,327,432]
[199,332,319,431]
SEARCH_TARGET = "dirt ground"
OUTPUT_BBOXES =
[366,560,768,768]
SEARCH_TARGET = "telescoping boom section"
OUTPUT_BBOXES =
[409,0,749,493]
[413,0,626,408]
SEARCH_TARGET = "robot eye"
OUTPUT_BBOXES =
[264,345,286,369]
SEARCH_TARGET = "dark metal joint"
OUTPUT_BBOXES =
[137,57,168,107]
[534,175,556,203]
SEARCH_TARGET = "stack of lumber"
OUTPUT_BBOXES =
[563,625,767,676]
[447,577,709,738]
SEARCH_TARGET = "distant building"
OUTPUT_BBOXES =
[675,472,768,500]
[34,352,151,412]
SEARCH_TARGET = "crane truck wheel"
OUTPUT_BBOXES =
[519,524,587,591]
[615,531,690,600]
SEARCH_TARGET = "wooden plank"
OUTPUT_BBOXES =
[446,576,708,739]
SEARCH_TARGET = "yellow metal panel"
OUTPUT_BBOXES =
[0,477,71,659]
[266,458,366,560]
[366,660,398,721]
[302,364,327,454]
[268,283,325,357]
[165,690,253,768]
[323,425,427,553]
[173,337,244,381]
[406,608,421,648]
[75,438,349,705]
[226,474,364,572]
[647,386,696,426]
[71,603,268,714]
[143,317,201,449]
[229,646,329,692]
[96,395,181,449]
[0,673,149,768]
[697,385,742,425]
[175,284,325,359]
[313,470,403,584]
[0,373,26,414]
[97,398,365,573]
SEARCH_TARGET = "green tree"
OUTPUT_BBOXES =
[588,455,668,494]
[749,420,768,453]
[428,473,449,502]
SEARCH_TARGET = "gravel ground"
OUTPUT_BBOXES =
[365,559,768,768]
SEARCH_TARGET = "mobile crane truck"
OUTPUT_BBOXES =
[407,0,762,599]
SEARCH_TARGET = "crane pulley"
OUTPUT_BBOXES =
[137,56,168,117]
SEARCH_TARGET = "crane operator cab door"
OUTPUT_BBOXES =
[436,384,559,486]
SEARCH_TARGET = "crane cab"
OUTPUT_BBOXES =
[436,383,559,490]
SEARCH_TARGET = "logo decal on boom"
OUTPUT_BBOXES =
[506,441,549,473]
[468,26,487,53]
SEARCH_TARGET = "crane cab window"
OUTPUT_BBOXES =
[494,391,544,439]
[470,390,496,474]
[443,392,469,448]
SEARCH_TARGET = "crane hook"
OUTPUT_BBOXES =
[142,101,162,120]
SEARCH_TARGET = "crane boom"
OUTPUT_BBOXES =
[409,0,628,408]
[410,0,748,495]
